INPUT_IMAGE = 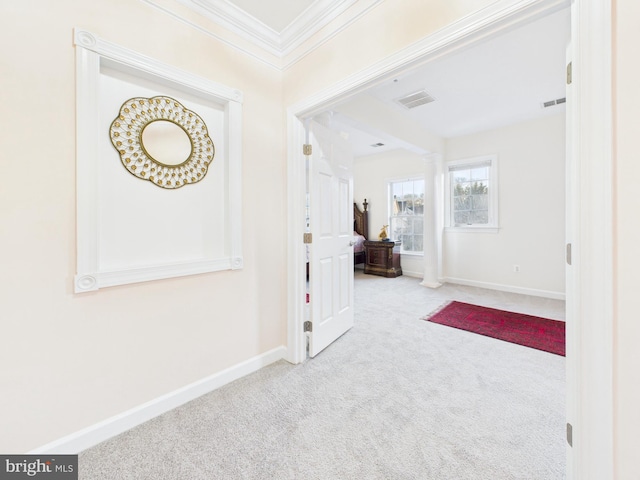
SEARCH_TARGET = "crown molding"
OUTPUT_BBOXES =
[279,0,359,54]
[139,0,281,70]
[176,0,283,56]
[169,0,382,61]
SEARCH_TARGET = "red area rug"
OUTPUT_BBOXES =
[425,301,565,356]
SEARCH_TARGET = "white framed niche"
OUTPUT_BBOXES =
[74,28,243,293]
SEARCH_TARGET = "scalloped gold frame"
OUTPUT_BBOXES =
[109,96,215,189]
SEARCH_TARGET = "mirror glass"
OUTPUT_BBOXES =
[141,120,192,166]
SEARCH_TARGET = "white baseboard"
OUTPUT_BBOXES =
[401,270,423,279]
[441,277,565,300]
[29,346,287,454]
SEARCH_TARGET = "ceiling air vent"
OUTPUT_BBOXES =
[395,90,435,109]
[542,97,566,108]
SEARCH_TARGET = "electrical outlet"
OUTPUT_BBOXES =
[513,265,520,273]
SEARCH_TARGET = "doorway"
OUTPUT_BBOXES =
[286,1,614,478]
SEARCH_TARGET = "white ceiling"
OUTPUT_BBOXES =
[227,0,317,33]
[183,1,570,158]
[332,7,571,156]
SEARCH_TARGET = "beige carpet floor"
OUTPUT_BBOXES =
[79,271,566,479]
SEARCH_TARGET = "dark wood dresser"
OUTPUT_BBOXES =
[363,241,402,278]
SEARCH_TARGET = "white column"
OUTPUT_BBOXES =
[421,153,442,288]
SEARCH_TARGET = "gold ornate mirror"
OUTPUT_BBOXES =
[141,120,192,166]
[109,96,215,189]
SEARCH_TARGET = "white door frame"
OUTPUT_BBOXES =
[286,0,613,477]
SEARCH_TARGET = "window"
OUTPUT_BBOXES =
[446,155,498,230]
[389,178,424,253]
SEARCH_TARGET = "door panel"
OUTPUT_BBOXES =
[338,252,350,312]
[320,257,333,322]
[308,119,354,357]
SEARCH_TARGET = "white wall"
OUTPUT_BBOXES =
[614,0,640,476]
[354,149,428,278]
[0,0,522,454]
[0,0,285,452]
[443,113,566,298]
[10,1,637,470]
[354,115,566,293]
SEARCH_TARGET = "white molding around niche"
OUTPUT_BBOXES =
[74,28,243,293]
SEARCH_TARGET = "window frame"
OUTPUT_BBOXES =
[444,155,499,233]
[387,176,425,255]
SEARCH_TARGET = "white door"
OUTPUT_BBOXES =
[307,119,354,357]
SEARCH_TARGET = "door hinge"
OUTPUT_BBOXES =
[566,243,572,265]
[303,144,312,155]
[304,321,313,332]
[567,62,572,85]
[566,422,573,447]
[304,233,312,244]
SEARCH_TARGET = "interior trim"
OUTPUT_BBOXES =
[442,276,566,301]
[140,0,383,70]
[74,28,244,292]
[29,346,286,454]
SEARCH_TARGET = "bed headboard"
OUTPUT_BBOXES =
[354,199,369,239]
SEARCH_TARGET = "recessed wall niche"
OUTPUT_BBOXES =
[74,29,243,293]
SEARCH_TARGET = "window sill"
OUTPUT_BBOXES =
[400,251,424,257]
[444,226,500,234]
